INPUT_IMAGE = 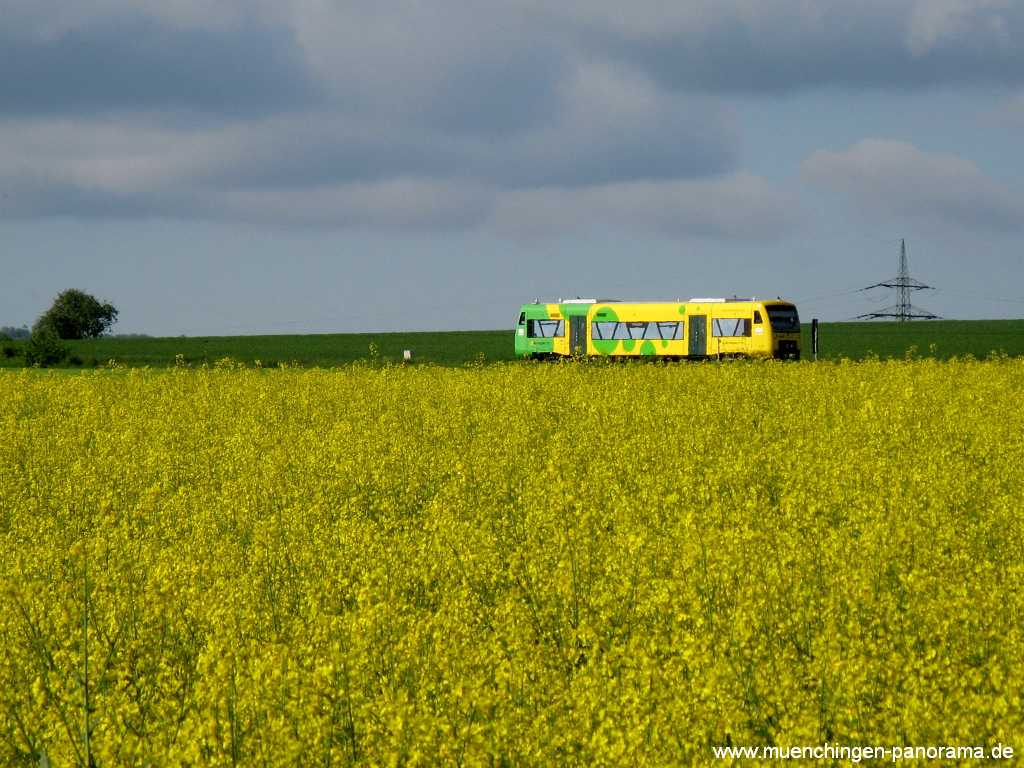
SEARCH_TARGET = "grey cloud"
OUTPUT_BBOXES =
[212,179,495,231]
[188,103,734,192]
[9,1,1020,236]
[194,64,738,191]
[802,139,1024,233]
[486,116,733,189]
[993,91,1024,127]
[0,14,320,116]
[487,174,799,241]
[208,173,798,239]
[207,123,466,188]
[2,177,201,220]
[5,2,1024,125]
[566,1,1024,92]
[422,47,568,137]
[482,64,737,187]
[0,110,776,239]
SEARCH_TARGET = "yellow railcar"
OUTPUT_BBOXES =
[514,298,801,359]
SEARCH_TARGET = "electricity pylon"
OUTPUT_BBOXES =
[857,239,940,321]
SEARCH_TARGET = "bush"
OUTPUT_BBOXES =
[23,328,68,367]
[1,341,19,359]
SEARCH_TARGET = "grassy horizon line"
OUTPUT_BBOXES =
[2,318,1023,368]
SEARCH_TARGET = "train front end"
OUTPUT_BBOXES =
[764,302,801,359]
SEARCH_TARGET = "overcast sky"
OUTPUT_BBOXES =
[2,0,1023,334]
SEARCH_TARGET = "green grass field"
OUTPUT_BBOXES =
[802,319,1024,361]
[1,330,512,368]
[1,320,1021,368]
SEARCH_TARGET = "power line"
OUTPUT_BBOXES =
[932,289,1024,306]
[792,286,869,305]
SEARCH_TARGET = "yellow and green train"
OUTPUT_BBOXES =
[515,298,801,360]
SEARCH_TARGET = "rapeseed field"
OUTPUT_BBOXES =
[1,358,1022,766]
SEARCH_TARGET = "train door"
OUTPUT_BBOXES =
[688,315,707,357]
[570,315,587,356]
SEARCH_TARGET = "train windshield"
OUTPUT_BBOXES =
[767,305,800,332]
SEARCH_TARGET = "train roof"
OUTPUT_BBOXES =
[526,297,793,305]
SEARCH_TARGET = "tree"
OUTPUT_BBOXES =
[23,326,68,367]
[34,289,118,339]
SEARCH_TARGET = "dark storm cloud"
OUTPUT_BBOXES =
[581,4,1024,92]
[0,15,321,116]
[5,1,1020,237]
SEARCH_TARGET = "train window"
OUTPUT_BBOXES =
[712,318,752,337]
[594,321,684,341]
[753,311,763,324]
[644,322,683,340]
[657,322,684,340]
[591,322,631,340]
[767,306,800,332]
[527,319,564,338]
[518,312,525,325]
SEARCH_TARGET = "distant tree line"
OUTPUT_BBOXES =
[2,327,153,341]
[0,325,29,340]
